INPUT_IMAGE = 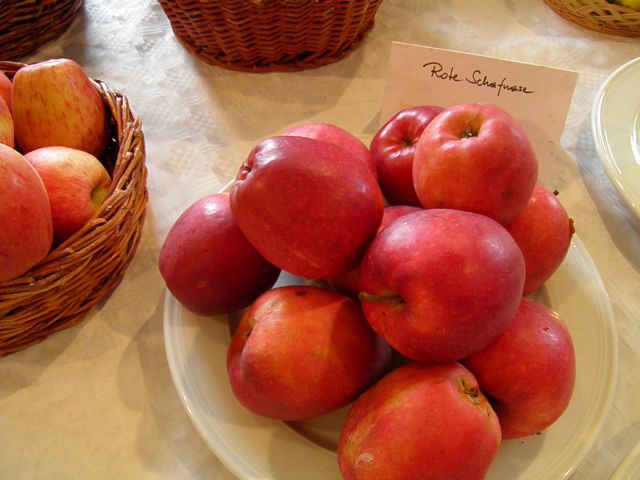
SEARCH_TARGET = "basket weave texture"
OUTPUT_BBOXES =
[544,0,640,37]
[0,0,83,60]
[0,61,148,357]
[157,0,385,72]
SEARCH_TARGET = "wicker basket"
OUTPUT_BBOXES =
[157,0,385,72]
[544,0,640,37]
[0,0,84,61]
[0,61,148,356]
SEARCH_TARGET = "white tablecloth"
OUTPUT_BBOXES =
[1,1,639,478]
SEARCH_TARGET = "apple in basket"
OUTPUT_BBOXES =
[359,208,525,363]
[230,135,384,280]
[227,285,391,421]
[25,146,111,246]
[507,183,574,296]
[281,122,377,179]
[159,193,281,316]
[370,105,444,206]
[337,362,501,480]
[463,298,576,439]
[0,97,13,148]
[0,71,11,110]
[12,58,109,157]
[0,144,53,282]
[413,102,538,225]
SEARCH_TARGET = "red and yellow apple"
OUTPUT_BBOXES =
[0,144,53,281]
[0,98,13,147]
[159,193,280,316]
[25,146,111,245]
[230,135,384,279]
[227,285,391,421]
[338,362,501,480]
[370,105,444,206]
[12,58,108,157]
[0,70,11,111]
[463,298,576,439]
[359,208,525,363]
[507,183,574,295]
[413,102,538,225]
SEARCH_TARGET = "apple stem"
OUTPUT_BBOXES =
[401,137,414,148]
[359,292,406,309]
[461,128,476,139]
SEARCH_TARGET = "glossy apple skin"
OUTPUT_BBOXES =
[230,135,384,279]
[370,105,444,206]
[0,98,13,147]
[507,183,574,295]
[0,144,53,281]
[338,362,501,480]
[463,298,576,439]
[281,122,377,179]
[159,194,280,316]
[329,205,423,297]
[12,58,108,157]
[413,102,538,225]
[226,285,392,421]
[359,208,525,363]
[25,146,111,246]
[0,71,11,111]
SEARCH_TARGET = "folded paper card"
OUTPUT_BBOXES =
[380,42,579,183]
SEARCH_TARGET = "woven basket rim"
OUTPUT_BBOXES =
[543,0,640,37]
[157,0,384,72]
[0,0,84,61]
[0,60,148,356]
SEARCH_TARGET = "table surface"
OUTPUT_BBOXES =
[2,1,640,479]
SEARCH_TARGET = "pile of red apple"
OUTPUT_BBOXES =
[0,58,112,283]
[159,103,576,479]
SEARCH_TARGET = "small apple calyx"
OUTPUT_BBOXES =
[236,161,252,181]
[359,291,406,309]
[458,377,480,404]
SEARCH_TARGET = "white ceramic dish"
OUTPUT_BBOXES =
[592,56,640,218]
[163,233,617,480]
[611,441,640,480]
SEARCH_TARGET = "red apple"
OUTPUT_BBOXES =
[370,105,444,206]
[0,144,53,281]
[0,71,11,111]
[281,122,377,179]
[338,362,501,480]
[359,208,525,363]
[159,193,280,316]
[413,102,538,225]
[230,135,384,279]
[227,285,391,421]
[329,204,422,297]
[507,183,574,295]
[12,58,108,157]
[463,298,576,439]
[0,97,13,147]
[25,146,111,245]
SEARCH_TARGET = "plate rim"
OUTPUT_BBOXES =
[591,55,640,219]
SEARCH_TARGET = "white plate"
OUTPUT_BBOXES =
[611,441,640,480]
[592,56,640,218]
[163,235,617,480]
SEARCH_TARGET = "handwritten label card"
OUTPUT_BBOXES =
[380,42,579,182]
